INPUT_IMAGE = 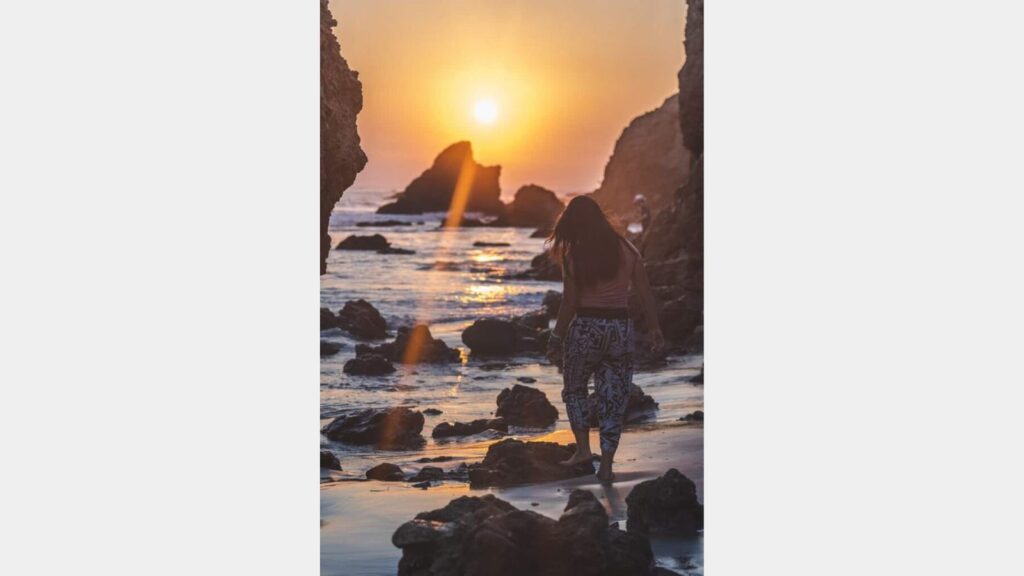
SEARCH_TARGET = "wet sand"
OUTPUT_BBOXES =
[321,423,703,575]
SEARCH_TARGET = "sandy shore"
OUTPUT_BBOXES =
[321,423,703,575]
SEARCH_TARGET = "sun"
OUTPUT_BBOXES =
[473,99,499,125]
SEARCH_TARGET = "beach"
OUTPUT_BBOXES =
[321,190,704,575]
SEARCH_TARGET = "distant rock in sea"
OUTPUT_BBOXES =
[320,0,366,274]
[377,141,504,215]
[505,184,565,228]
[334,234,390,250]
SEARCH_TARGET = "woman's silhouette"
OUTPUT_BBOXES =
[547,196,664,483]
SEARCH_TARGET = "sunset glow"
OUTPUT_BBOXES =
[331,0,685,194]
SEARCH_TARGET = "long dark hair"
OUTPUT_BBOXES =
[547,195,624,288]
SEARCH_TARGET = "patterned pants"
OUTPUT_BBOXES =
[561,316,634,453]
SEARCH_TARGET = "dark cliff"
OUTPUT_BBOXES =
[590,94,690,219]
[643,0,704,348]
[321,0,367,274]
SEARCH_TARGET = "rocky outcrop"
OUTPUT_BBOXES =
[633,0,704,350]
[393,491,655,576]
[461,318,545,355]
[366,462,406,481]
[505,184,565,228]
[586,383,658,427]
[495,384,559,427]
[432,418,508,438]
[590,95,690,219]
[680,410,703,422]
[320,450,342,471]
[343,354,396,375]
[320,340,342,357]
[322,299,388,339]
[321,407,425,448]
[378,141,503,215]
[467,438,589,488]
[320,0,367,274]
[625,468,703,536]
[356,324,460,364]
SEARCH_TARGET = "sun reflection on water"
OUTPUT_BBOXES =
[462,284,508,304]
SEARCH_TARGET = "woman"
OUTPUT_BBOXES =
[547,196,664,483]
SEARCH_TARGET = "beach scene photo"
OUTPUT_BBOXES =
[320,1,704,574]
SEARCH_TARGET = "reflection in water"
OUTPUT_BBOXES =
[462,284,507,304]
[471,252,503,263]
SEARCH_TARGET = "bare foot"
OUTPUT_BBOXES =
[560,451,594,466]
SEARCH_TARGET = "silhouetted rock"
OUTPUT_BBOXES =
[510,249,562,281]
[680,410,703,422]
[515,310,550,331]
[377,246,416,255]
[590,95,690,219]
[356,324,460,364]
[586,383,658,427]
[407,466,446,483]
[356,220,412,227]
[378,141,504,215]
[432,418,508,438]
[422,408,443,416]
[517,376,536,383]
[625,468,703,536]
[505,184,565,228]
[467,438,591,488]
[331,299,387,339]
[473,241,510,247]
[321,407,424,448]
[335,234,390,251]
[343,354,396,375]
[320,450,342,471]
[320,0,367,274]
[462,318,545,355]
[393,491,654,576]
[495,384,558,427]
[320,340,342,357]
[366,462,406,481]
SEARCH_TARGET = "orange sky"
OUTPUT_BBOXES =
[330,0,685,196]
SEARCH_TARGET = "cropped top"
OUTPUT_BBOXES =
[569,238,640,309]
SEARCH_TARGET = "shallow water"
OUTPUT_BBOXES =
[321,189,703,575]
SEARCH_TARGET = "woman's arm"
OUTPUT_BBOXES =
[552,267,577,338]
[632,256,665,351]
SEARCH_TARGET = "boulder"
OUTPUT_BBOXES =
[321,407,424,448]
[625,468,703,536]
[378,141,504,215]
[432,418,508,438]
[680,410,703,422]
[467,439,591,488]
[392,491,654,576]
[334,299,387,339]
[356,324,460,364]
[586,383,658,427]
[320,450,342,471]
[515,310,550,331]
[495,384,558,427]
[320,340,342,357]
[422,408,443,416]
[366,462,406,481]
[343,354,396,376]
[335,233,390,251]
[462,318,545,356]
[407,466,446,483]
[473,241,510,247]
[510,250,562,281]
[320,0,367,274]
[505,184,565,228]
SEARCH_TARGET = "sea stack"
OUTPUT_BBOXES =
[320,0,367,274]
[377,141,503,216]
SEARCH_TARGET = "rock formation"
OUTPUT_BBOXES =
[494,384,559,427]
[392,491,655,576]
[590,95,690,219]
[355,324,461,364]
[432,418,508,438]
[625,468,704,536]
[321,299,387,339]
[320,0,367,274]
[320,450,342,471]
[467,438,591,487]
[635,0,704,349]
[505,184,565,228]
[378,141,503,215]
[321,407,425,448]
[461,318,546,355]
